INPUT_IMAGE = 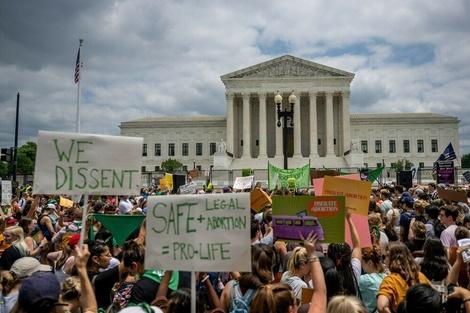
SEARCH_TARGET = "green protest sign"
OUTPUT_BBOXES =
[146,193,251,272]
[268,162,310,190]
[33,131,143,195]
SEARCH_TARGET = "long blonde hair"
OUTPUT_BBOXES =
[327,295,368,313]
[6,226,30,257]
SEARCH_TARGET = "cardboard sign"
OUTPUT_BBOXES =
[145,193,251,272]
[322,176,371,216]
[59,197,74,208]
[1,180,12,206]
[250,189,272,213]
[437,187,468,204]
[189,169,199,179]
[33,131,142,195]
[159,178,167,190]
[272,195,345,243]
[233,176,254,190]
[179,182,197,194]
[313,173,361,196]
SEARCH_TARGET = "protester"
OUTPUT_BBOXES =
[0,226,30,270]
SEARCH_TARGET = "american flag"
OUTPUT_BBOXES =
[74,47,81,83]
[432,142,457,172]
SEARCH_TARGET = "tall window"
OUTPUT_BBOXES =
[431,139,438,153]
[210,142,216,155]
[182,143,189,156]
[155,143,161,156]
[142,144,147,157]
[403,140,410,153]
[417,140,424,153]
[389,140,396,153]
[375,140,382,153]
[196,143,203,156]
[168,143,175,156]
[361,140,368,153]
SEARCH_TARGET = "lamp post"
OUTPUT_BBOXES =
[275,91,296,169]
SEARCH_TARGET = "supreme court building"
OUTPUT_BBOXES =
[119,55,460,173]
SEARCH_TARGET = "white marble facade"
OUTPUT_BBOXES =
[119,55,460,171]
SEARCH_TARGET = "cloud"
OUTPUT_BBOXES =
[1,0,469,157]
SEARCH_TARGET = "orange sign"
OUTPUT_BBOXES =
[250,189,272,213]
[322,176,372,216]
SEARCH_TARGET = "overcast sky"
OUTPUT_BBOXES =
[1,1,469,157]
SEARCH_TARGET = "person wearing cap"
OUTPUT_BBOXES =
[11,243,97,313]
[0,226,30,271]
[0,257,52,312]
[439,205,459,249]
[38,203,58,241]
[399,196,415,243]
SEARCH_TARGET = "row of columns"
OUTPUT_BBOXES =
[225,91,351,159]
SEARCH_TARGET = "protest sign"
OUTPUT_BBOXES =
[179,182,197,194]
[59,197,74,208]
[251,189,272,213]
[437,187,468,204]
[33,131,142,195]
[272,195,345,243]
[437,161,455,185]
[268,163,310,190]
[165,173,174,190]
[313,173,360,196]
[322,176,371,216]
[1,180,12,206]
[189,169,199,179]
[146,193,251,272]
[233,176,254,190]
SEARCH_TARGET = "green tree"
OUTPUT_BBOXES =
[391,159,414,170]
[161,158,183,172]
[17,141,37,175]
[0,161,8,179]
[462,153,470,168]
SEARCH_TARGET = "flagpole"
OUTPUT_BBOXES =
[76,39,83,133]
[75,38,88,248]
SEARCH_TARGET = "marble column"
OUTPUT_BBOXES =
[258,92,267,158]
[325,91,335,156]
[242,92,251,158]
[309,91,319,158]
[225,92,234,155]
[341,91,351,156]
[293,92,302,157]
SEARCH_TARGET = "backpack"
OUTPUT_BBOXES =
[229,280,255,313]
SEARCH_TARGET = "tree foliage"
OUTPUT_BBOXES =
[391,159,414,170]
[161,158,183,172]
[0,141,37,178]
[462,154,470,168]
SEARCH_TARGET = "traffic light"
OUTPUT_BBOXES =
[1,148,12,162]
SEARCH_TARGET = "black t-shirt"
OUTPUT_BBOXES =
[0,246,23,271]
[89,265,120,309]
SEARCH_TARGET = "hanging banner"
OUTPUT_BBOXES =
[268,163,310,190]
[145,193,251,272]
[34,131,142,195]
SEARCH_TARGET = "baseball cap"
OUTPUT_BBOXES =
[11,257,52,279]
[46,203,56,210]
[18,272,61,309]
[400,196,415,207]
[464,215,470,224]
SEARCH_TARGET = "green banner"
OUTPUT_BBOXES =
[92,214,146,246]
[268,162,310,190]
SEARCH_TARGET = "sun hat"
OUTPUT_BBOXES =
[11,257,52,279]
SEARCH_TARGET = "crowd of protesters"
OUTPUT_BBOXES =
[0,180,470,313]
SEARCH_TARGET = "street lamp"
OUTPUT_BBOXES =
[275,91,296,169]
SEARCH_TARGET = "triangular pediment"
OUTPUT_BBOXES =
[221,55,354,80]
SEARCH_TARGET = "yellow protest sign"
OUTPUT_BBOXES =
[159,178,167,190]
[59,197,74,208]
[165,173,174,190]
[250,189,272,213]
[322,176,371,216]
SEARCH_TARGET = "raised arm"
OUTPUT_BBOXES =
[300,231,326,313]
[74,244,98,313]
[346,212,362,261]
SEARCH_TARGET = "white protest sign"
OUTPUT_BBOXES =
[145,193,251,272]
[33,131,143,195]
[233,175,254,190]
[1,180,12,205]
[179,182,197,194]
